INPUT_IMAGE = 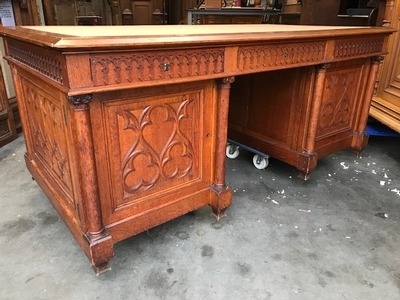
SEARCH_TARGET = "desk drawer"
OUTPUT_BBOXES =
[90,48,225,87]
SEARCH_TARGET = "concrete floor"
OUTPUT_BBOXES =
[1,134,400,300]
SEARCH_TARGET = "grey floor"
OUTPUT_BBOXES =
[1,134,400,300]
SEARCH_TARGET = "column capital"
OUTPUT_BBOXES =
[218,76,235,86]
[372,55,385,64]
[68,94,93,106]
[316,63,330,71]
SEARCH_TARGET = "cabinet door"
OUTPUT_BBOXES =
[0,67,17,147]
[91,80,217,232]
[131,0,153,24]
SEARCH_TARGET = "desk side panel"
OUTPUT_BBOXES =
[10,68,85,245]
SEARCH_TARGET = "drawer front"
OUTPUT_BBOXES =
[334,37,385,59]
[90,48,225,87]
[237,41,326,72]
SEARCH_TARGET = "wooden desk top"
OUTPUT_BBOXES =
[0,24,394,50]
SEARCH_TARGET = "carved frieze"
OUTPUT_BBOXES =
[334,37,384,58]
[8,40,64,84]
[90,48,225,86]
[237,41,326,70]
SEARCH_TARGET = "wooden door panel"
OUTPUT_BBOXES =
[370,0,400,131]
[132,1,152,24]
[92,81,216,225]
[0,66,16,147]
[383,18,400,98]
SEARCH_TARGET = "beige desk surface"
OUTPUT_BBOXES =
[0,24,394,49]
[28,24,356,36]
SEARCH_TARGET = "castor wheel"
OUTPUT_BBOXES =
[226,144,240,159]
[253,154,269,169]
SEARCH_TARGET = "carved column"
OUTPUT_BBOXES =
[68,94,113,274]
[298,63,330,180]
[214,76,234,189]
[211,77,234,219]
[352,56,385,155]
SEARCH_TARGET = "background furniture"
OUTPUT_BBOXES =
[0,65,17,147]
[41,0,184,25]
[0,24,393,273]
[187,7,278,24]
[370,0,400,132]
[278,0,386,26]
[0,0,40,147]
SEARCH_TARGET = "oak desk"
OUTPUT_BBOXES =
[0,25,393,273]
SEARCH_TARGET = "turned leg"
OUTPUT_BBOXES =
[69,94,114,274]
[210,77,235,219]
[298,64,329,179]
[351,56,384,155]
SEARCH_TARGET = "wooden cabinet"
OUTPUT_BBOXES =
[42,0,121,25]
[279,0,385,26]
[131,0,153,24]
[0,66,17,147]
[370,0,400,132]
[0,0,39,147]
[278,0,339,25]
[0,24,392,273]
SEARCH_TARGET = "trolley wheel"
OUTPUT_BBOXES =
[253,154,269,170]
[226,144,240,159]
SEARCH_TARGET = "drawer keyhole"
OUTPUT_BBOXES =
[163,63,170,71]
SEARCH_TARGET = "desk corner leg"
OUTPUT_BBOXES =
[351,131,369,157]
[210,185,233,220]
[297,152,318,180]
[85,232,114,275]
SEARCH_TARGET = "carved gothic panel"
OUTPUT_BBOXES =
[317,66,362,138]
[21,78,74,203]
[237,41,326,71]
[104,88,207,210]
[90,48,225,86]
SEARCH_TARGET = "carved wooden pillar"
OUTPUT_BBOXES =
[211,77,234,219]
[68,94,114,274]
[352,56,384,155]
[298,63,330,180]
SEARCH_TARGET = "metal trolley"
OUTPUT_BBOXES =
[226,139,270,169]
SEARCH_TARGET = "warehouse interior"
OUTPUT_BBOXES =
[0,0,400,299]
